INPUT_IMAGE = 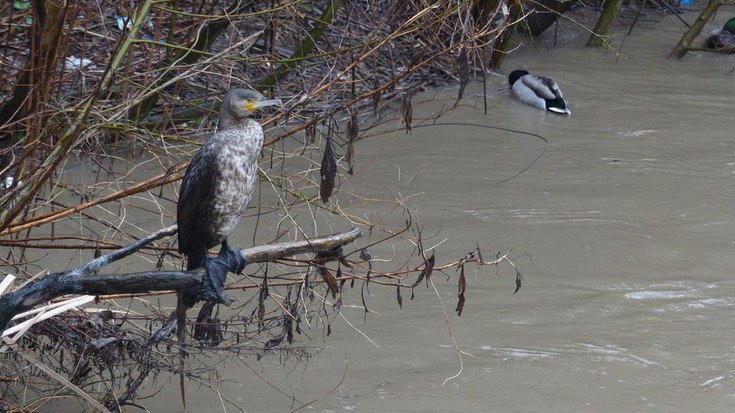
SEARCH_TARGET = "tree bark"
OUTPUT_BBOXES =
[587,0,624,47]
[522,0,577,37]
[489,0,527,70]
[0,0,69,157]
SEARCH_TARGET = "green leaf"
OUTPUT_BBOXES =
[14,0,31,11]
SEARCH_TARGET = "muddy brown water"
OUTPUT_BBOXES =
[26,11,735,412]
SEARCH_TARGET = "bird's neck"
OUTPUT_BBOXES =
[219,117,255,131]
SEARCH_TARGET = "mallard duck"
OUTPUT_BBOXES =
[705,17,735,53]
[508,69,571,115]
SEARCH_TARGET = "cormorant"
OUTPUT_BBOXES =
[508,69,571,115]
[176,88,281,339]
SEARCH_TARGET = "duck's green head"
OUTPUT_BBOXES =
[723,17,735,34]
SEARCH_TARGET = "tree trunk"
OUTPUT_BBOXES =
[0,0,70,169]
[587,0,624,47]
[489,0,527,70]
[523,0,578,37]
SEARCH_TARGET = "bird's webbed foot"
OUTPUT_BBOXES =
[199,241,246,305]
[201,257,234,305]
[218,240,247,274]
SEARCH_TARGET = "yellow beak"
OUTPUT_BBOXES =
[247,98,282,111]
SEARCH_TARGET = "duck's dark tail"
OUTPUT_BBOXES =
[546,98,571,115]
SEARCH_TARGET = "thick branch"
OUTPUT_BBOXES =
[0,227,362,332]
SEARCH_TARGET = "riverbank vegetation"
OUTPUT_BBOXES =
[0,0,728,411]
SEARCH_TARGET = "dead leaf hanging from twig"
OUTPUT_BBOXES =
[401,93,412,134]
[300,118,317,155]
[319,134,337,203]
[411,253,435,288]
[514,268,523,294]
[318,266,339,299]
[361,280,370,321]
[346,109,358,175]
[257,274,269,330]
[372,76,381,116]
[455,265,466,316]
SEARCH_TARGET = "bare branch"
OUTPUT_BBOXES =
[0,227,362,332]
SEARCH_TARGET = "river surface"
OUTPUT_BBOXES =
[43,10,735,413]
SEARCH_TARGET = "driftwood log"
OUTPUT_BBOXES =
[0,226,362,332]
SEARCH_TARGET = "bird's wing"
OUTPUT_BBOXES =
[538,76,564,99]
[520,75,560,100]
[177,145,220,256]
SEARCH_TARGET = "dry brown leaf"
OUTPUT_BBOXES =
[346,109,358,175]
[401,93,412,134]
[319,136,337,203]
[318,266,339,299]
[411,253,434,288]
[455,265,466,316]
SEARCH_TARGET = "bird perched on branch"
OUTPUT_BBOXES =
[176,88,281,340]
[508,69,571,115]
[705,17,735,54]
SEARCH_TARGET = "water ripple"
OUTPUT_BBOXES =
[476,343,662,368]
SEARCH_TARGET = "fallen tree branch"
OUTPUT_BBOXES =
[0,227,362,333]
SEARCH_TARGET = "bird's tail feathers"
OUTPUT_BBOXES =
[185,254,205,271]
[547,98,571,115]
[182,251,206,308]
[548,106,571,115]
